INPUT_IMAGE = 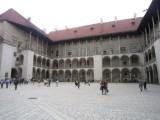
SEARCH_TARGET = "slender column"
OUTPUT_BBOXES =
[79,40,80,56]
[65,42,66,57]
[130,72,132,81]
[145,28,148,46]
[71,41,73,57]
[51,44,53,57]
[46,40,48,56]
[110,72,112,82]
[157,9,160,31]
[86,40,87,56]
[118,36,120,54]
[152,17,156,41]
[58,44,60,58]
[29,32,32,50]
[120,72,122,82]
[36,36,39,52]
[148,23,151,43]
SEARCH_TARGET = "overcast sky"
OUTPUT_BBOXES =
[0,0,152,33]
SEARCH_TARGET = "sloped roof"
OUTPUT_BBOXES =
[48,17,142,41]
[0,8,49,39]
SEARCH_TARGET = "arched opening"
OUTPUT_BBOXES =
[53,60,58,69]
[32,67,36,78]
[46,70,50,79]
[79,58,86,68]
[19,55,24,65]
[151,46,156,60]
[145,67,149,82]
[153,64,158,83]
[41,69,46,79]
[65,59,71,68]
[46,59,50,68]
[37,56,42,66]
[18,68,22,79]
[121,55,129,66]
[148,50,152,61]
[72,58,78,68]
[121,68,130,82]
[33,54,37,66]
[36,68,41,80]
[131,68,140,82]
[72,70,78,82]
[87,57,94,68]
[130,54,139,66]
[42,58,46,67]
[52,70,58,81]
[112,56,120,67]
[59,70,64,82]
[11,68,17,79]
[65,70,71,82]
[103,69,111,82]
[149,66,153,83]
[102,56,110,67]
[112,69,120,82]
[59,59,64,69]
[87,69,94,82]
[79,69,86,82]
[145,52,148,63]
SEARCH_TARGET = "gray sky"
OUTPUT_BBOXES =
[0,0,152,33]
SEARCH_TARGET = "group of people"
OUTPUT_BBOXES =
[100,80,109,95]
[0,78,19,90]
[139,78,147,92]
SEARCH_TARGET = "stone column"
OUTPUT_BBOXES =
[157,9,160,31]
[145,28,148,46]
[152,17,156,41]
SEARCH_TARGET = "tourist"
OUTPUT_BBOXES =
[14,78,19,90]
[144,80,147,90]
[56,79,58,87]
[0,78,4,89]
[139,77,144,92]
[100,80,108,95]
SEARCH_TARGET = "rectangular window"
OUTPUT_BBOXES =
[68,52,72,56]
[120,46,126,51]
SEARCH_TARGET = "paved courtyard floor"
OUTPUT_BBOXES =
[0,82,160,120]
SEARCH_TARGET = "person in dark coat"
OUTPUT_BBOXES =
[144,80,147,90]
[14,78,19,90]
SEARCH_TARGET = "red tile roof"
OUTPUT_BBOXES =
[48,17,142,41]
[0,8,47,37]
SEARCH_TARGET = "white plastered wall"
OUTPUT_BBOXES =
[21,50,34,80]
[93,55,102,81]
[0,43,17,78]
[154,38,160,83]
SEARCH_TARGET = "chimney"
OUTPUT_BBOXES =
[100,18,103,24]
[134,13,137,19]
[28,17,31,21]
[115,16,117,22]
[65,25,68,30]
[54,27,57,31]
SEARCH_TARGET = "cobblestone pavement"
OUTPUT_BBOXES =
[0,82,160,120]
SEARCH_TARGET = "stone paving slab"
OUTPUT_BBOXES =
[0,82,160,120]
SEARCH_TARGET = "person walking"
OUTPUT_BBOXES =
[14,78,19,90]
[100,80,107,95]
[144,80,147,90]
[139,77,144,92]
[0,78,4,89]
[56,79,58,87]
[5,78,10,88]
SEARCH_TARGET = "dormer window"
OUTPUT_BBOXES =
[74,30,77,33]
[90,27,94,30]
[131,21,135,25]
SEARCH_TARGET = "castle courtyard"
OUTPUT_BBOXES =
[0,82,160,120]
